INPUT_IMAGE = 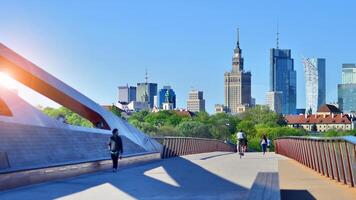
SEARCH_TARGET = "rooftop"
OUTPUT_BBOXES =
[285,114,351,124]
[317,104,342,114]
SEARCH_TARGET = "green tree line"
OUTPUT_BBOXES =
[128,106,307,151]
[41,105,355,151]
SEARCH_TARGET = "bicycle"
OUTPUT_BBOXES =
[237,139,247,158]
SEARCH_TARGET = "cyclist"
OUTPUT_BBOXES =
[236,129,247,156]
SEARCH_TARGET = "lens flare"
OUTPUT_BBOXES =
[0,72,18,90]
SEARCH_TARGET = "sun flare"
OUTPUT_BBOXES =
[0,72,18,90]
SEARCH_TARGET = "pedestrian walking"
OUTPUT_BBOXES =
[267,138,271,152]
[108,128,123,172]
[260,134,268,155]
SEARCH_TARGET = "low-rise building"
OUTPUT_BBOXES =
[285,104,354,132]
[116,101,149,112]
[215,104,227,113]
[285,114,353,132]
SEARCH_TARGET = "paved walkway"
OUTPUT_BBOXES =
[279,159,356,200]
[0,152,283,200]
[0,152,354,200]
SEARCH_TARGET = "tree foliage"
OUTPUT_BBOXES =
[42,104,354,152]
[42,106,93,128]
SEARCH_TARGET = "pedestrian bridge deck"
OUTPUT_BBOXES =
[0,152,355,200]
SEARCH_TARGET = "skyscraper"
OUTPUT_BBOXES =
[162,90,174,110]
[136,83,157,108]
[118,85,136,103]
[266,91,282,114]
[158,86,176,109]
[136,70,158,109]
[338,63,356,113]
[187,90,205,112]
[269,31,296,114]
[303,58,326,113]
[342,64,356,84]
[224,29,252,113]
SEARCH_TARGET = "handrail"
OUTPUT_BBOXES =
[152,136,229,141]
[274,136,356,189]
[274,136,356,144]
[152,136,236,158]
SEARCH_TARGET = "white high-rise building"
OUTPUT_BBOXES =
[266,91,282,114]
[303,58,326,113]
[187,90,205,112]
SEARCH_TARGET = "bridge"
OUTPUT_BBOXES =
[0,43,356,199]
[1,136,355,200]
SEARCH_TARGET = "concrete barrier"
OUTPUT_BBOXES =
[0,152,160,191]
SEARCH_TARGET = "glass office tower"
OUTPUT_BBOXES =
[303,58,326,113]
[270,48,296,114]
[338,63,356,113]
[158,86,176,109]
[136,83,158,108]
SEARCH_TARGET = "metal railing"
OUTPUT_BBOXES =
[152,136,236,158]
[275,136,356,188]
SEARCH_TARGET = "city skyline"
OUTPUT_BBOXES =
[0,1,355,113]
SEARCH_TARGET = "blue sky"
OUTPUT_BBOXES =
[0,1,355,113]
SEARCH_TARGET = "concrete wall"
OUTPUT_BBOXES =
[0,122,148,173]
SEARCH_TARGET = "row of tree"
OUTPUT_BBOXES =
[41,105,356,151]
[128,106,307,151]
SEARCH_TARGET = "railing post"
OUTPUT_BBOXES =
[304,140,310,167]
[327,140,335,180]
[317,140,325,176]
[338,141,347,184]
[188,138,192,154]
[310,140,316,171]
[345,142,355,187]
[332,140,341,182]
[178,138,183,156]
[322,141,330,178]
[183,138,187,155]
[162,138,167,159]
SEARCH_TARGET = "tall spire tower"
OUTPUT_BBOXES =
[224,28,252,113]
[232,28,244,72]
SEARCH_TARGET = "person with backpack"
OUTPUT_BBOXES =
[267,138,271,152]
[260,134,268,155]
[108,128,123,172]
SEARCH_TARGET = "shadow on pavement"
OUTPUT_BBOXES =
[0,153,249,200]
[281,189,316,200]
[199,152,236,160]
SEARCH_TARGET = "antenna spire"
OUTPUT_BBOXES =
[276,24,280,49]
[236,27,240,48]
[145,68,148,84]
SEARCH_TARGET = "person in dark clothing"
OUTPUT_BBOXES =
[108,128,123,172]
[260,134,268,155]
